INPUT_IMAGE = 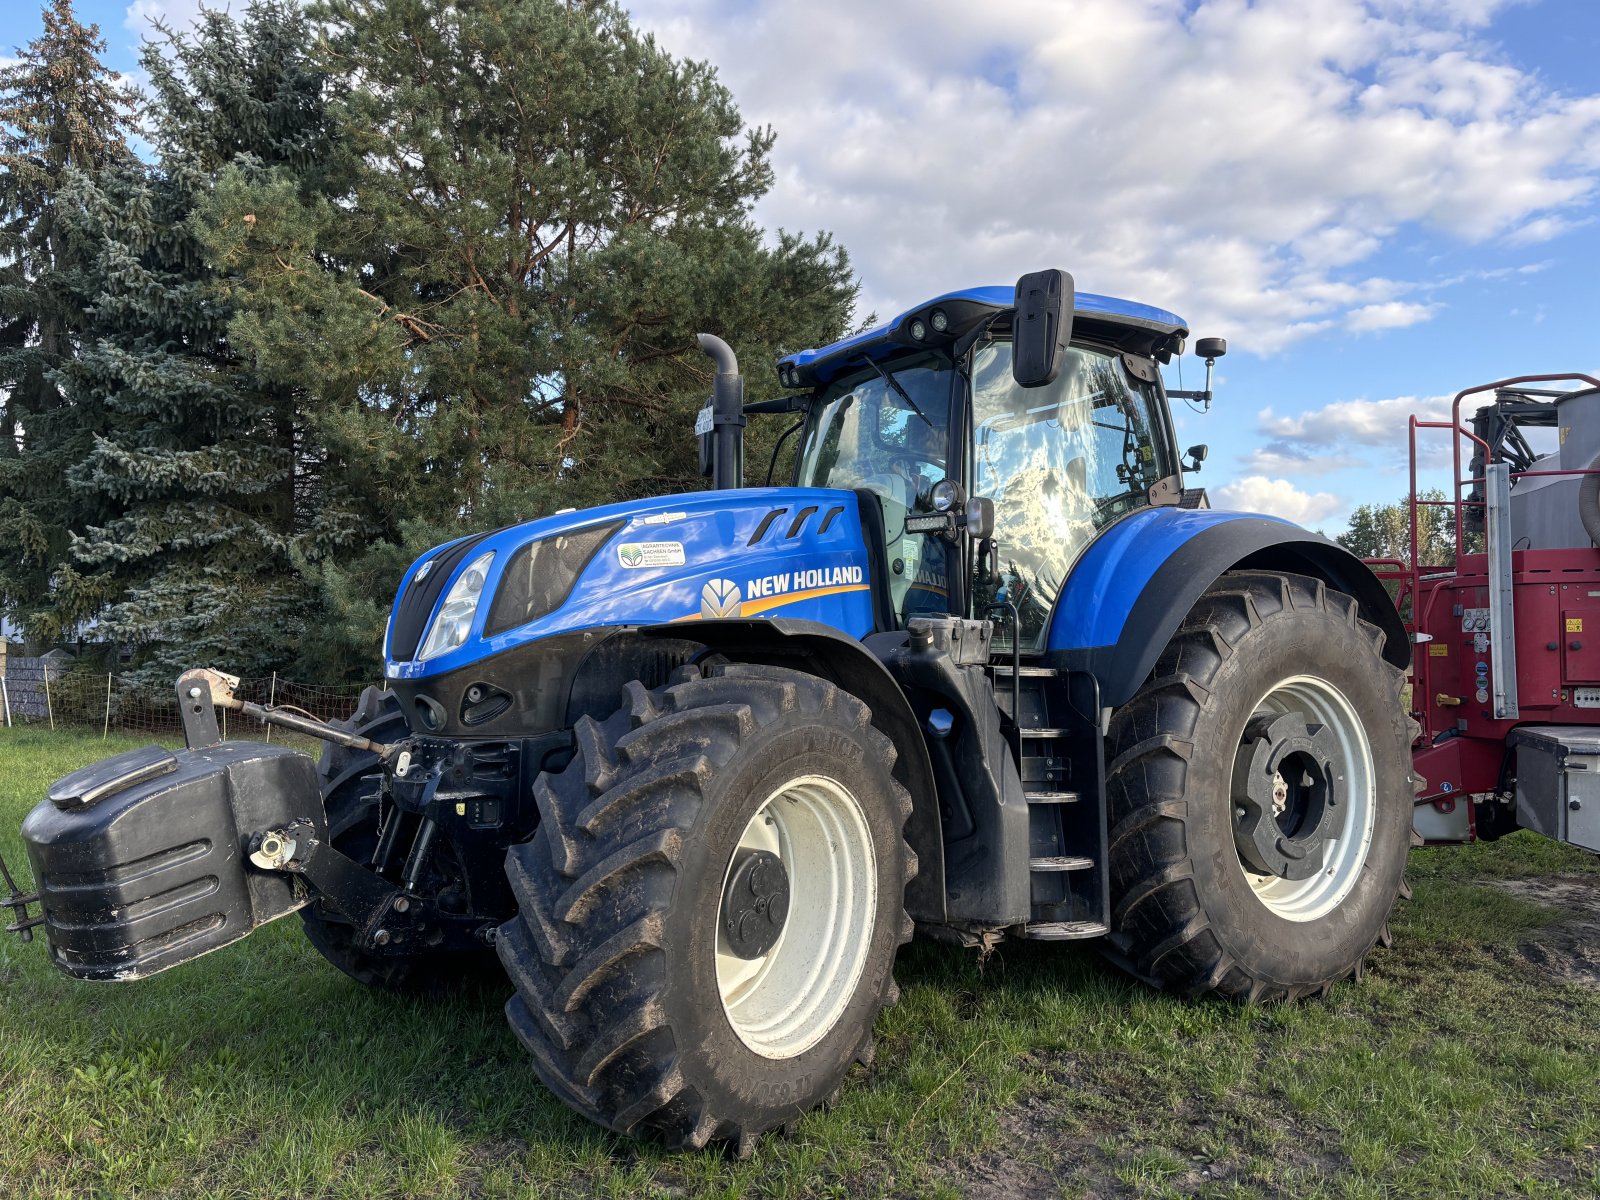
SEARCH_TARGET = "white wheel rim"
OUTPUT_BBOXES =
[716,774,878,1059]
[1236,675,1376,922]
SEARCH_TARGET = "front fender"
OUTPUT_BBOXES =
[632,618,947,924]
[1046,509,1408,708]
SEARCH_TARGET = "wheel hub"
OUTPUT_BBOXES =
[720,848,790,960]
[1232,712,1342,881]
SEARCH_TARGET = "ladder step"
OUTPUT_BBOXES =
[1029,855,1094,872]
[1019,727,1071,739]
[1022,920,1108,940]
[990,664,1059,677]
[1024,790,1079,804]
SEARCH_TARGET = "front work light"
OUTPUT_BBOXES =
[417,551,495,661]
[909,318,928,341]
[929,308,949,333]
[930,479,964,513]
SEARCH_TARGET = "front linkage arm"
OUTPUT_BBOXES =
[175,668,398,759]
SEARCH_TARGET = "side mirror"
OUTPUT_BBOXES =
[1011,268,1074,389]
[1184,444,1209,472]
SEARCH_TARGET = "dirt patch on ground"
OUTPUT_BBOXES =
[947,1091,1074,1199]
[1489,875,1600,987]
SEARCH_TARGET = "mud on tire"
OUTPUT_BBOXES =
[496,658,917,1151]
[1106,571,1415,1001]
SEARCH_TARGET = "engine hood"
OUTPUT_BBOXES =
[383,487,877,681]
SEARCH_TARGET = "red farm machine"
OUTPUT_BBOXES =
[1369,372,1600,849]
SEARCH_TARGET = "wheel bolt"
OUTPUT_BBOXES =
[393,896,411,913]
[373,929,391,946]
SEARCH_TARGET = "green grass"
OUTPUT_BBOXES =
[4,725,1600,1198]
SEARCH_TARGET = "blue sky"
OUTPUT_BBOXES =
[10,0,1600,533]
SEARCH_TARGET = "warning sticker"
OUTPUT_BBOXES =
[1429,644,1449,657]
[617,541,686,569]
[1569,617,1585,633]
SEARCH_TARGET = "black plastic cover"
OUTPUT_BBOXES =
[22,742,325,981]
[484,520,621,638]
[1012,269,1074,388]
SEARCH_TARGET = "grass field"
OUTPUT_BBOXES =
[4,726,1600,1199]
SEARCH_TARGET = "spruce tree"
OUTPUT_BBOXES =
[0,0,135,643]
[55,1,337,680]
[199,0,858,671]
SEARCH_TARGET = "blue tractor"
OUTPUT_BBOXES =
[7,271,1415,1151]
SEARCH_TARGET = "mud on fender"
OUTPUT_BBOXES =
[19,742,325,981]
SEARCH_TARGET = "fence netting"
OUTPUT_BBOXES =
[0,660,374,747]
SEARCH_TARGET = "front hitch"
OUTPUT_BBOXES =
[9,668,415,981]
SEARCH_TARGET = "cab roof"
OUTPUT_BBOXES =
[778,285,1189,387]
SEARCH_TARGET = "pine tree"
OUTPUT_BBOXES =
[54,1,337,680]
[199,0,858,671]
[0,0,135,643]
[1337,489,1457,569]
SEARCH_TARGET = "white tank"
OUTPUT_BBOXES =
[1509,387,1600,551]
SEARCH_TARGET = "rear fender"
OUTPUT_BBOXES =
[1048,509,1409,708]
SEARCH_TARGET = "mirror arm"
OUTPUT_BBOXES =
[765,417,804,486]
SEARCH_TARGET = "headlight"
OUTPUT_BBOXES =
[417,551,495,661]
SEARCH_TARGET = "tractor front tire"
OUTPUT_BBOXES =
[496,659,916,1151]
[1106,571,1413,1001]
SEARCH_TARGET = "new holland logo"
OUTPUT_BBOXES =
[701,578,742,619]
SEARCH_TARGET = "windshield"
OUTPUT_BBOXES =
[794,352,956,625]
[972,342,1175,649]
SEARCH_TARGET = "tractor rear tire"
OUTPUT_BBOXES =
[301,686,497,991]
[1106,571,1413,1001]
[496,659,916,1151]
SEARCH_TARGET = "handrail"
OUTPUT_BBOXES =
[1373,374,1600,736]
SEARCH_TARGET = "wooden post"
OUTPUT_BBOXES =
[265,671,277,743]
[103,673,112,740]
[43,669,53,731]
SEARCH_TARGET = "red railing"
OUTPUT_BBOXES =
[1364,374,1600,727]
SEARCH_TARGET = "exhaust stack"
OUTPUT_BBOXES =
[696,333,745,490]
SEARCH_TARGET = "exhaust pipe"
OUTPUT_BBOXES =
[696,333,745,490]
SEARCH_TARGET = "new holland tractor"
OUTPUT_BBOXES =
[4,271,1417,1151]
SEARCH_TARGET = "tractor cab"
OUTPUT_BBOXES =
[779,274,1198,649]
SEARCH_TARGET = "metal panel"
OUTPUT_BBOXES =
[1562,604,1600,684]
[1484,463,1520,719]
[1568,756,1600,852]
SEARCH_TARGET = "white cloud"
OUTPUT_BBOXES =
[1241,445,1364,476]
[1211,476,1346,525]
[125,1,215,35]
[1344,300,1440,332]
[1259,394,1453,446]
[1250,385,1560,479]
[628,0,1600,354]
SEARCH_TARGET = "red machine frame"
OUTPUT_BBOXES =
[1365,373,1600,840]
